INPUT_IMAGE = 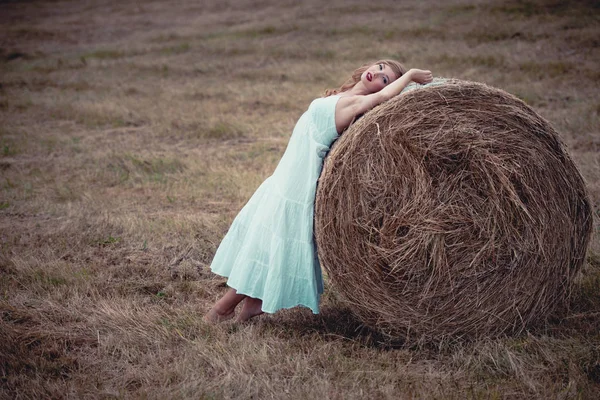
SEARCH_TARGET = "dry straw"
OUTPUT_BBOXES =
[315,80,593,343]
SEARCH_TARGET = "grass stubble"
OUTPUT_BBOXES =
[0,0,599,398]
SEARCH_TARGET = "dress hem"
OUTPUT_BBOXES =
[209,274,321,315]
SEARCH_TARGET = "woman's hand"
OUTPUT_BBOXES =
[408,68,433,84]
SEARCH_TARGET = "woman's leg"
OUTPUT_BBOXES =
[203,288,246,323]
[237,297,264,322]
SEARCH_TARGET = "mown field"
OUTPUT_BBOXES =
[1,0,599,398]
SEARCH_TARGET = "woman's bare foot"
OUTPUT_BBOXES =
[236,297,264,322]
[203,288,246,324]
[203,308,235,323]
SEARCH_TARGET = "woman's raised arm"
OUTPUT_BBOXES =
[335,68,433,133]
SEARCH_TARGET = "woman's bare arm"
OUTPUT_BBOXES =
[335,68,433,133]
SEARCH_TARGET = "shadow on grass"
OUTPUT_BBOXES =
[260,306,408,350]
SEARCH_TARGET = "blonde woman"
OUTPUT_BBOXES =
[205,60,433,323]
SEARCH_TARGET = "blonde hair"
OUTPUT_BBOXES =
[325,59,406,96]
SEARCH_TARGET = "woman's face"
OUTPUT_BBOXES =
[361,63,398,93]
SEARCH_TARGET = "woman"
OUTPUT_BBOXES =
[204,60,433,323]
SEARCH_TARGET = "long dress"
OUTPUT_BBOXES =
[209,94,341,314]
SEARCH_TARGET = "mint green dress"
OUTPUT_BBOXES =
[210,94,341,314]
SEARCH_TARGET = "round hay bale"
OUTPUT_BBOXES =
[314,79,593,342]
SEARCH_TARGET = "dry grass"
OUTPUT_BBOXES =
[0,0,599,398]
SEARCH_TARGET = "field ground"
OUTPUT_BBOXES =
[1,0,599,398]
